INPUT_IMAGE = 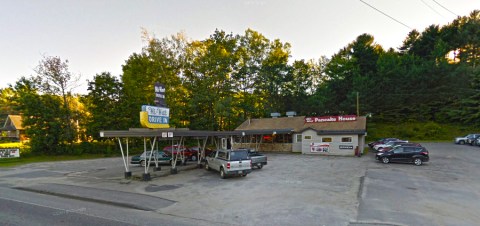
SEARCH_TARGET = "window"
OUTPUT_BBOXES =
[322,137,332,142]
[296,134,302,142]
[217,151,226,159]
[304,135,312,140]
[341,137,352,143]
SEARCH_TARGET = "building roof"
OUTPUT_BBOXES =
[1,115,23,131]
[235,116,367,134]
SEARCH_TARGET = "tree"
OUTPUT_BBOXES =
[34,56,79,143]
[83,72,127,140]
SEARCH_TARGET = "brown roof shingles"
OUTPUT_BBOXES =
[236,116,366,133]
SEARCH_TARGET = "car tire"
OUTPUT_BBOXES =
[241,174,247,177]
[414,158,422,166]
[220,168,226,179]
[459,140,465,145]
[140,160,146,167]
[382,157,390,164]
[191,155,197,161]
[205,162,210,171]
[257,163,263,169]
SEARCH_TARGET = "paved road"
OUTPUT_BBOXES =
[1,143,479,226]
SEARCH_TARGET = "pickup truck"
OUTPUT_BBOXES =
[247,149,267,169]
[205,149,252,179]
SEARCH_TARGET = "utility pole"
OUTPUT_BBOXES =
[356,92,360,116]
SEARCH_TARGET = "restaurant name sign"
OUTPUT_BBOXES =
[305,115,357,123]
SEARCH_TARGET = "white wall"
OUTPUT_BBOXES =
[301,130,360,156]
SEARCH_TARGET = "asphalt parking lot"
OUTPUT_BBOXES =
[1,142,480,226]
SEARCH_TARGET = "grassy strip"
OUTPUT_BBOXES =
[0,154,117,168]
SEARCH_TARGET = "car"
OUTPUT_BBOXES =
[189,146,214,161]
[455,134,480,145]
[373,140,408,152]
[163,145,196,161]
[205,149,252,179]
[130,151,174,167]
[368,138,399,148]
[247,149,267,169]
[379,142,422,152]
[375,146,429,166]
[466,134,480,145]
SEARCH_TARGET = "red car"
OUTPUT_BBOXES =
[163,145,195,161]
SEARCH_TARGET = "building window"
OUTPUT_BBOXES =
[296,134,302,142]
[322,137,332,142]
[304,135,312,140]
[341,137,352,143]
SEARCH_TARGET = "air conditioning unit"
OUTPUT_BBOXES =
[286,111,297,117]
[270,112,281,118]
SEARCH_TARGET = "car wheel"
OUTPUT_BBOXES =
[414,158,422,166]
[241,174,247,177]
[220,168,226,179]
[205,162,210,171]
[257,163,263,169]
[459,140,465,145]
[382,157,390,164]
[191,155,197,161]
[140,160,146,167]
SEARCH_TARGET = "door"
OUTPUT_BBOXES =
[391,147,405,162]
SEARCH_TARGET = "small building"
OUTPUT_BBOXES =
[0,115,26,141]
[234,115,367,156]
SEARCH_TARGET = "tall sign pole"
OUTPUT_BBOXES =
[154,82,166,107]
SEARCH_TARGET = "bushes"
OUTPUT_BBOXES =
[367,121,471,142]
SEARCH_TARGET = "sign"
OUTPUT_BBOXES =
[0,148,20,158]
[140,105,170,129]
[154,83,166,107]
[310,143,329,153]
[339,145,354,149]
[305,115,357,123]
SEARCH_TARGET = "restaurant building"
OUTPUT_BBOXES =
[234,115,367,156]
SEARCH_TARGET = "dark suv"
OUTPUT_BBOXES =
[376,146,429,166]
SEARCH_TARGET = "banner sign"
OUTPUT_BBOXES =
[339,145,354,149]
[305,115,357,123]
[140,105,170,128]
[310,143,329,153]
[154,83,166,107]
[0,148,20,158]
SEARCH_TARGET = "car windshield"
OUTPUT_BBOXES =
[230,150,249,161]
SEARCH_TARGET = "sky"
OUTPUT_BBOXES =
[1,0,479,94]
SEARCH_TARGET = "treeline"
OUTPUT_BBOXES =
[0,10,479,154]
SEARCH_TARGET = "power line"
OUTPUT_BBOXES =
[359,0,412,30]
[431,0,458,17]
[420,0,447,19]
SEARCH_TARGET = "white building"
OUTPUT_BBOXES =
[234,115,367,156]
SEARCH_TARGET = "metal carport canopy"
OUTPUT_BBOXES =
[99,128,294,138]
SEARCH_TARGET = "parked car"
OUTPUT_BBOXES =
[246,149,267,169]
[373,140,408,152]
[368,138,399,148]
[130,151,174,167]
[205,149,252,179]
[466,134,480,145]
[163,145,195,161]
[379,142,422,152]
[455,134,480,145]
[376,146,429,166]
[189,146,214,161]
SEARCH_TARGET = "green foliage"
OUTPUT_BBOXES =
[367,121,472,142]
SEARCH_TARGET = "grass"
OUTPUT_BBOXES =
[0,153,118,168]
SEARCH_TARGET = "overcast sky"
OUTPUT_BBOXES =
[1,0,478,93]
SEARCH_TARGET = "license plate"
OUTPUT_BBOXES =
[238,171,243,174]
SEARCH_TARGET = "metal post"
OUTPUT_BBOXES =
[118,138,131,178]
